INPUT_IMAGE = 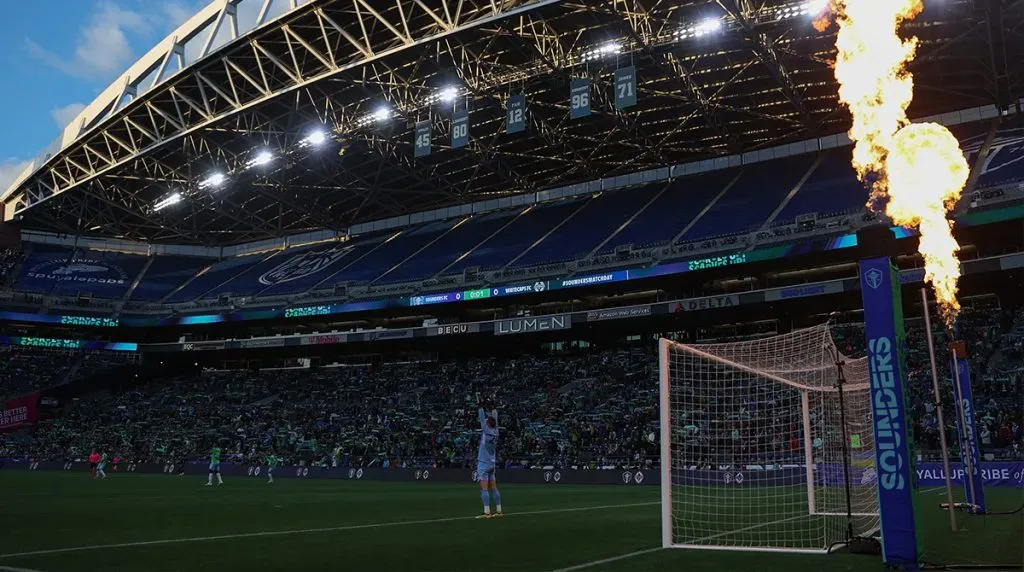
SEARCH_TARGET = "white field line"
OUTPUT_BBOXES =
[550,548,663,572]
[0,502,658,560]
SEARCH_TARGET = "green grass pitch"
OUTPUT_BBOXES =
[0,472,1019,571]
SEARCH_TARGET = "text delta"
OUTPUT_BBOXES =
[868,336,906,491]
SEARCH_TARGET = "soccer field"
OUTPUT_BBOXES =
[0,472,1019,571]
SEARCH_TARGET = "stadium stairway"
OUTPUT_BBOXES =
[669,171,743,244]
[500,199,590,270]
[584,181,671,259]
[431,206,530,278]
[120,255,156,306]
[963,120,1001,205]
[758,155,823,231]
[369,218,468,285]
[159,260,216,303]
[306,231,401,293]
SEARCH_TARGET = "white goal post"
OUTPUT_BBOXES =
[659,325,880,553]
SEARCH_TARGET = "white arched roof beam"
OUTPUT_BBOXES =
[1,0,313,203]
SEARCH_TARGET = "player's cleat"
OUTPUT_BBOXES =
[204,482,212,486]
[495,511,504,518]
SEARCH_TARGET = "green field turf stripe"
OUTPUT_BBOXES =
[0,565,49,572]
[549,547,663,571]
[0,501,658,560]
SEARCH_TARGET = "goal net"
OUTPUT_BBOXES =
[659,324,880,553]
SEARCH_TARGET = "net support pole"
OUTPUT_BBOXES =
[659,337,672,548]
[800,390,817,514]
[921,288,958,532]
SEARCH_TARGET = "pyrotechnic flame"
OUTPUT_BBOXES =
[831,0,968,325]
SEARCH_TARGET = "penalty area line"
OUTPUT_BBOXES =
[550,547,663,572]
[0,501,658,560]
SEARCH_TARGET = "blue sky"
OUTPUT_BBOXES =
[0,0,204,190]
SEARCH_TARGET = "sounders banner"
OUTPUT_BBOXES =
[949,358,987,513]
[0,393,41,432]
[859,257,921,570]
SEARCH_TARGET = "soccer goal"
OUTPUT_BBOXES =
[659,324,880,553]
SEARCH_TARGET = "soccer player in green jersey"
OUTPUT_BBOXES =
[206,446,223,486]
[266,454,278,484]
[96,452,108,479]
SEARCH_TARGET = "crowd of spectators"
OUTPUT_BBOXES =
[0,348,138,401]
[1,307,1020,469]
[3,349,658,469]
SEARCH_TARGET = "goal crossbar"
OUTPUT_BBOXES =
[671,340,869,393]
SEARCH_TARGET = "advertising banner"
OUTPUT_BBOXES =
[669,294,740,312]
[858,257,921,569]
[917,462,1024,488]
[494,314,570,336]
[949,358,987,512]
[0,393,40,432]
[585,305,652,322]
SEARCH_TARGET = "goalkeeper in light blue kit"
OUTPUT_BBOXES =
[205,446,223,486]
[475,393,503,519]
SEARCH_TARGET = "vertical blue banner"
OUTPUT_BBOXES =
[858,257,921,570]
[506,95,526,134]
[950,357,987,513]
[414,120,431,157]
[451,108,469,149]
[570,78,591,119]
[614,66,637,109]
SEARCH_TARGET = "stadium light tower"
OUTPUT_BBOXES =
[372,106,391,122]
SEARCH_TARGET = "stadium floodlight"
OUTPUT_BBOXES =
[248,150,274,168]
[303,129,328,146]
[803,0,828,14]
[200,172,226,189]
[153,192,183,212]
[438,86,459,102]
[581,41,622,62]
[776,0,828,19]
[675,18,724,40]
[693,18,722,36]
[372,106,391,122]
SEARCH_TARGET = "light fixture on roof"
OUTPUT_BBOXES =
[153,192,183,212]
[581,41,622,62]
[694,19,722,36]
[438,86,459,102]
[675,18,724,40]
[200,172,226,189]
[303,129,328,146]
[372,106,391,122]
[248,150,274,168]
[776,0,828,20]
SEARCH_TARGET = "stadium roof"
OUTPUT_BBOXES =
[2,0,1022,246]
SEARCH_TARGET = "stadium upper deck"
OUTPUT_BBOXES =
[4,113,1023,310]
[1,0,1020,248]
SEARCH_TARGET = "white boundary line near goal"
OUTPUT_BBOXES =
[670,515,830,554]
[549,547,664,572]
[0,501,658,560]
